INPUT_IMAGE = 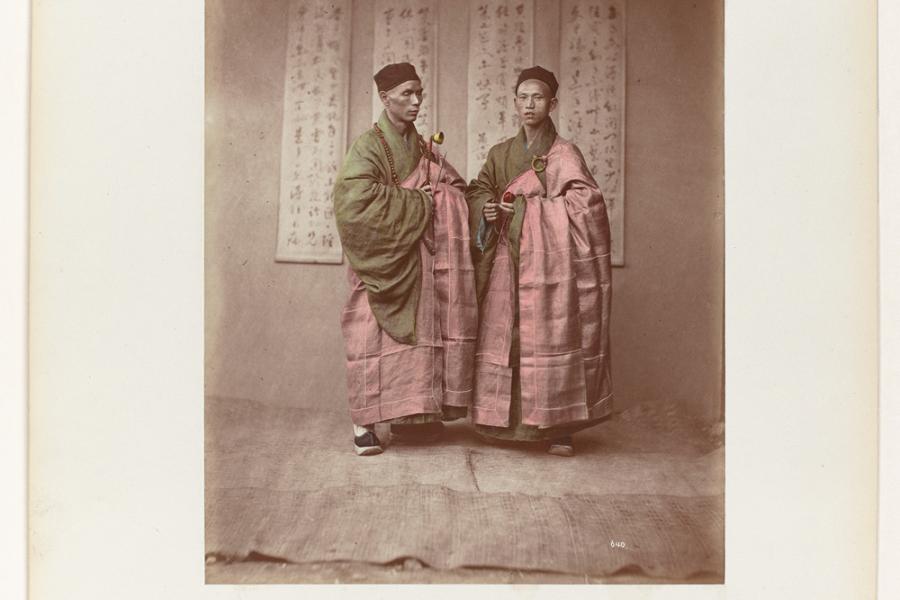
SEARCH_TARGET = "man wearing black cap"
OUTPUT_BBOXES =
[466,65,614,456]
[332,63,477,455]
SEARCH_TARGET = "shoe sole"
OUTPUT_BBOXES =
[547,445,574,457]
[354,445,384,456]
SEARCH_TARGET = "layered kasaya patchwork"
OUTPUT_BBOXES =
[466,118,613,441]
[334,112,477,426]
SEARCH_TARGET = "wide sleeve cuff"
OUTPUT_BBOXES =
[414,188,433,223]
[475,216,493,252]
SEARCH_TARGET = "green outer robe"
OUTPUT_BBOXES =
[333,111,431,345]
[333,111,466,424]
[465,118,607,441]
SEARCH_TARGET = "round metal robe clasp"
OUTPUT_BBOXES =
[531,155,547,174]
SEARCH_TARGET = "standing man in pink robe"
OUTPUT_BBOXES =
[466,66,613,456]
[333,63,478,456]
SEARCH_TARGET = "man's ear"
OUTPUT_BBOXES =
[379,91,389,107]
[549,97,559,113]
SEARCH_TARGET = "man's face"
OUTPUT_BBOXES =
[380,80,423,125]
[514,80,557,127]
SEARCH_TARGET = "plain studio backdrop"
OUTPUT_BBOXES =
[204,0,725,421]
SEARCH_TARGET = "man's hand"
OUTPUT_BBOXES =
[419,183,434,209]
[483,192,515,223]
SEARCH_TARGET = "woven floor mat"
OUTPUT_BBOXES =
[206,397,724,580]
[206,484,723,579]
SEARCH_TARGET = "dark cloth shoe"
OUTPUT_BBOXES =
[353,429,384,456]
[547,435,574,457]
[390,421,444,443]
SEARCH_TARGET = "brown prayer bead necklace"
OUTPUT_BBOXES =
[373,122,436,255]
[373,122,432,186]
[372,123,401,186]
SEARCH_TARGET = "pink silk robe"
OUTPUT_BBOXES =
[472,137,613,428]
[341,154,478,426]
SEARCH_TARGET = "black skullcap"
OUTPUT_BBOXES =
[515,65,559,97]
[373,62,421,92]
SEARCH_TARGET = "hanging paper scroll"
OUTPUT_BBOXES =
[467,0,534,179]
[371,0,438,136]
[559,0,626,266]
[275,0,350,263]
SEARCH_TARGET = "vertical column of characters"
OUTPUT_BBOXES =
[559,0,625,265]
[467,0,535,179]
[276,0,351,263]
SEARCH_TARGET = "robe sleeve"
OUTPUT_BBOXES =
[465,146,502,253]
[546,146,611,259]
[332,133,432,344]
[465,146,504,305]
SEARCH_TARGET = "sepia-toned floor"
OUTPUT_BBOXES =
[205,396,724,584]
